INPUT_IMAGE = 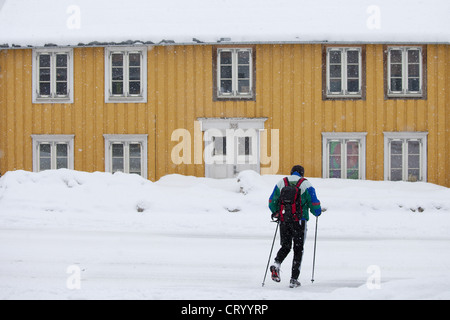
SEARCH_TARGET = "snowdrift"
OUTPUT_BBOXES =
[1,169,449,238]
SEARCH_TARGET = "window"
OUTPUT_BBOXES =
[32,49,74,103]
[385,46,426,98]
[31,135,74,171]
[212,136,226,157]
[215,48,254,99]
[324,47,364,99]
[384,132,428,182]
[322,133,367,179]
[104,135,148,177]
[105,47,147,103]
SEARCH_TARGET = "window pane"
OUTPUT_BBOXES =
[391,140,403,154]
[330,65,341,78]
[40,83,51,96]
[329,79,342,93]
[238,66,250,79]
[329,51,341,64]
[347,50,359,64]
[39,144,51,157]
[407,140,420,182]
[39,68,51,82]
[112,54,123,66]
[391,169,403,181]
[238,80,250,93]
[390,50,402,63]
[329,141,341,178]
[112,144,124,157]
[56,144,68,157]
[391,155,402,169]
[39,55,51,68]
[129,53,141,67]
[220,80,232,93]
[129,158,141,175]
[408,155,420,170]
[347,79,359,93]
[112,82,124,95]
[391,64,402,77]
[129,144,141,157]
[56,82,68,95]
[112,144,124,173]
[408,78,420,92]
[238,137,251,156]
[346,141,359,179]
[408,140,420,155]
[39,144,51,171]
[347,65,359,78]
[220,66,232,79]
[408,50,420,63]
[220,51,232,65]
[56,54,67,67]
[408,169,420,182]
[40,158,51,171]
[408,64,420,78]
[112,158,124,172]
[129,82,141,95]
[390,78,403,92]
[237,51,250,64]
[57,157,68,169]
[129,67,141,81]
[56,68,67,82]
[213,137,226,156]
[390,140,403,180]
[112,67,123,81]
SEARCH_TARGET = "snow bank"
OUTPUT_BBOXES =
[1,169,449,238]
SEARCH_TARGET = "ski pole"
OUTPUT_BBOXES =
[311,216,318,283]
[262,220,279,287]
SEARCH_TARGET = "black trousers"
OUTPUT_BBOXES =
[274,220,307,280]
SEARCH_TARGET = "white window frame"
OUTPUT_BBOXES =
[322,132,367,179]
[326,47,362,98]
[217,48,253,99]
[387,47,423,98]
[383,132,428,182]
[104,134,148,178]
[32,48,74,103]
[31,135,75,172]
[104,47,147,103]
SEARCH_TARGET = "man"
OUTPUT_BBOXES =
[268,165,322,288]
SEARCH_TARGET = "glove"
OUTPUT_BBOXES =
[271,211,280,221]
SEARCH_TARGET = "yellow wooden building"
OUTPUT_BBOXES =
[0,2,449,187]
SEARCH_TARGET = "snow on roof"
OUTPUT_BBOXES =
[0,0,449,48]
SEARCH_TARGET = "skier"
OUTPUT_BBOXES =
[268,165,322,288]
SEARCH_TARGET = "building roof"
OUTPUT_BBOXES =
[0,0,449,48]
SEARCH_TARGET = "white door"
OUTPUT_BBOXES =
[200,118,266,179]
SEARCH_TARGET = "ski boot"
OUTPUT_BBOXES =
[289,278,301,288]
[270,265,281,283]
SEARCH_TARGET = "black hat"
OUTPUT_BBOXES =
[291,165,304,176]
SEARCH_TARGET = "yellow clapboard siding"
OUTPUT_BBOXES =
[0,44,448,187]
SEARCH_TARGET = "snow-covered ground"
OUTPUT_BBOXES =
[0,169,449,300]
